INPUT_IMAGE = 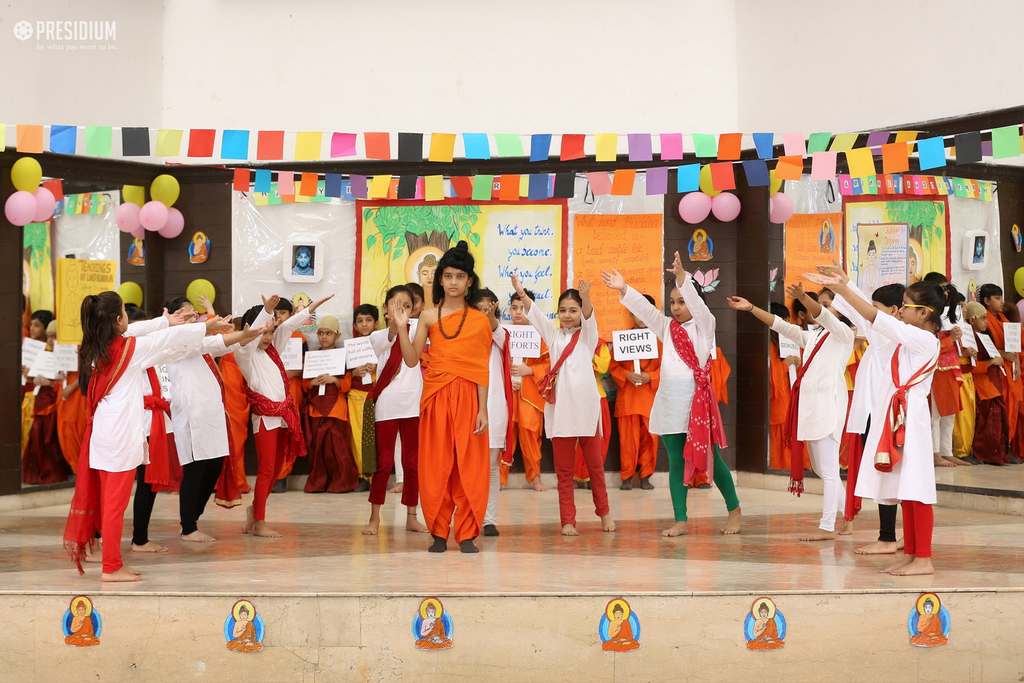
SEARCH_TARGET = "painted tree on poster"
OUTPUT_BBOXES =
[885,201,943,251]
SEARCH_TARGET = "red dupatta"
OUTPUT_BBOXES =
[874,344,939,472]
[783,331,830,496]
[670,321,727,487]
[63,336,136,573]
[142,367,174,491]
[242,344,307,464]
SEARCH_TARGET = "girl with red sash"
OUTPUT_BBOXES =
[62,291,233,582]
[237,293,334,538]
[729,281,854,542]
[364,286,428,536]
[824,275,944,576]
[603,252,740,537]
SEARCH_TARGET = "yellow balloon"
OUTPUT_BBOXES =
[698,165,721,197]
[186,278,216,313]
[151,174,180,207]
[12,157,42,193]
[122,185,146,207]
[769,169,783,196]
[117,281,144,307]
[1014,267,1024,298]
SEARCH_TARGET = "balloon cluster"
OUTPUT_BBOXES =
[115,174,184,240]
[4,158,57,226]
[676,166,794,225]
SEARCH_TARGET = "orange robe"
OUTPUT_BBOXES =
[226,620,263,652]
[220,354,252,493]
[501,341,549,485]
[910,612,947,647]
[986,310,1022,440]
[64,616,99,646]
[709,348,730,405]
[747,618,784,650]
[302,374,358,493]
[418,308,493,542]
[602,619,640,652]
[56,372,87,473]
[610,347,661,481]
[415,618,453,650]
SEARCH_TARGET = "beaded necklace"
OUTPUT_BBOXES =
[436,302,469,340]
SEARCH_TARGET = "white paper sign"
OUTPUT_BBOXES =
[1005,322,1021,353]
[345,336,378,368]
[778,337,801,386]
[22,338,46,369]
[280,337,304,371]
[29,350,60,380]
[303,348,348,379]
[978,332,1001,360]
[53,343,79,372]
[957,321,977,351]
[504,325,542,359]
[611,329,658,361]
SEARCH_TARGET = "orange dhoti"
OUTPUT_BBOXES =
[501,391,545,485]
[220,354,252,493]
[56,372,87,473]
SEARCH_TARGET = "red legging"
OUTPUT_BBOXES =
[901,500,934,559]
[253,424,287,521]
[552,436,609,527]
[98,469,136,574]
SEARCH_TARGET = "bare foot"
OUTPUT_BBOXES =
[388,482,404,494]
[662,521,688,537]
[934,453,956,467]
[562,524,580,536]
[800,529,839,541]
[84,552,101,563]
[896,536,905,551]
[722,507,742,535]
[531,476,548,492]
[948,455,972,466]
[855,540,898,555]
[252,520,282,538]
[362,515,380,536]
[601,515,616,532]
[890,556,934,576]
[881,554,914,574]
[180,530,216,543]
[123,565,142,576]
[406,514,429,533]
[838,519,854,535]
[243,505,255,535]
[101,567,142,582]
[131,542,168,553]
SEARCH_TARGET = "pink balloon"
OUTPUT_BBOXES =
[140,200,168,232]
[115,202,141,233]
[677,192,712,224]
[131,224,146,240]
[5,191,38,226]
[158,207,184,238]
[32,187,56,222]
[711,192,741,222]
[770,193,794,224]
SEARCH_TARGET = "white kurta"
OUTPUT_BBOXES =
[89,321,207,473]
[236,307,310,432]
[832,282,897,435]
[487,326,509,449]
[526,302,601,439]
[369,327,422,421]
[854,312,939,505]
[771,307,854,443]
[166,335,234,465]
[619,274,712,436]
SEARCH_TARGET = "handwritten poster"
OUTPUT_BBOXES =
[855,223,908,299]
[783,213,843,296]
[55,258,116,344]
[573,214,663,336]
[844,198,949,290]
[1005,322,1021,353]
[345,336,377,368]
[21,338,46,370]
[302,348,348,379]
[53,343,79,372]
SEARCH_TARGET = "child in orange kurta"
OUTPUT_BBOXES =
[57,370,87,473]
[220,351,252,493]
[503,289,550,491]
[394,241,493,554]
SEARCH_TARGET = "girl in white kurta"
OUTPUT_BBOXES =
[512,275,614,536]
[602,252,741,537]
[728,282,854,541]
[823,276,944,576]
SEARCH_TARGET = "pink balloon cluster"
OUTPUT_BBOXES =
[678,192,742,224]
[769,193,794,224]
[116,200,184,239]
[4,187,57,226]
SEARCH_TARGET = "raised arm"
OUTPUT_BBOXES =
[667,250,715,338]
[602,268,670,340]
[578,278,594,320]
[392,302,430,367]
[813,305,855,346]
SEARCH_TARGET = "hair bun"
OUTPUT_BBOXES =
[454,240,469,253]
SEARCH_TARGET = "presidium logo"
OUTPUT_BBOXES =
[12,19,116,43]
[13,21,32,40]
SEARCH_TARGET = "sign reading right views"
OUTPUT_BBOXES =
[611,329,658,361]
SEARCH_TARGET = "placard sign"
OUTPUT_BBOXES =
[54,343,79,372]
[611,329,658,361]
[280,337,304,371]
[21,338,46,369]
[345,336,377,368]
[1005,322,1021,353]
[504,325,542,359]
[29,350,60,380]
[778,336,801,385]
[303,348,348,379]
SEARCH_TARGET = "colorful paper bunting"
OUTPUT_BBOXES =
[692,133,717,158]
[330,132,357,158]
[257,131,285,160]
[422,175,444,201]
[828,133,858,152]
[155,129,183,157]
[187,129,216,157]
[560,134,585,161]
[499,175,521,200]
[528,173,550,200]
[494,134,524,157]
[368,174,392,199]
[298,172,317,196]
[553,172,575,198]
[773,155,803,181]
[782,133,806,157]
[221,130,250,160]
[753,133,775,160]
[845,147,876,178]
[717,133,742,161]
[397,175,417,199]
[991,125,1021,159]
[278,171,295,196]
[595,134,618,162]
[530,134,551,162]
[627,133,653,162]
[464,133,491,159]
[646,166,668,195]
[881,142,910,174]
[709,162,735,191]
[49,125,77,154]
[233,168,250,192]
[587,172,612,196]
[660,133,683,161]
[916,136,946,170]
[254,169,272,193]
[349,175,368,199]
[472,175,494,201]
[16,124,43,153]
[364,132,391,160]
[677,164,700,192]
[742,159,770,186]
[611,169,636,195]
[323,173,343,198]
[451,177,473,198]
[807,132,832,154]
[398,132,423,162]
[84,126,112,156]
[121,127,150,156]
[954,132,982,164]
[865,131,890,153]
[427,133,456,163]
[810,152,837,181]
[294,132,322,161]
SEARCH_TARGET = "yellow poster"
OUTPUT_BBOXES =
[56,258,117,344]
[844,198,949,287]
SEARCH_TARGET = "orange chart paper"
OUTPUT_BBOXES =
[783,213,844,297]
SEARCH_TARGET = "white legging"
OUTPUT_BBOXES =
[930,395,954,458]
[806,437,845,532]
[484,448,501,527]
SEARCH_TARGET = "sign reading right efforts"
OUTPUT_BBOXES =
[503,325,541,359]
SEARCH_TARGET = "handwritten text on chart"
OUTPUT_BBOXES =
[496,223,555,241]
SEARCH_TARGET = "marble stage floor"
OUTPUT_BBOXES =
[1,483,1023,596]
[934,460,1024,494]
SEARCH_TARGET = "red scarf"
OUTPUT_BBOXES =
[203,354,242,508]
[670,321,727,486]
[242,344,307,464]
[875,343,939,472]
[783,331,830,496]
[63,336,136,574]
[143,367,174,491]
[497,328,516,466]
[368,332,406,402]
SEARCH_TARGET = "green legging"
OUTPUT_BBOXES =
[661,433,739,522]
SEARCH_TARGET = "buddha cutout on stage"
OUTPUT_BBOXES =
[599,598,641,652]
[189,231,210,264]
[744,597,785,651]
[63,595,101,647]
[908,593,950,648]
[819,218,836,254]
[225,599,264,653]
[688,228,713,262]
[413,598,453,651]
[127,237,145,266]
[292,293,317,334]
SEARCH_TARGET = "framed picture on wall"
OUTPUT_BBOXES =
[282,239,324,283]
[961,230,988,270]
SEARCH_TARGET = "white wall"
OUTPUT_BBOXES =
[736,0,1024,133]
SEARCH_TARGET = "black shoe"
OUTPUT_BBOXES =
[620,479,633,490]
[460,539,480,553]
[1011,455,1024,465]
[640,476,655,490]
[428,536,447,553]
[696,482,711,489]
[271,479,287,493]
[483,524,499,537]
[575,480,585,489]
[964,455,983,465]
[358,479,371,492]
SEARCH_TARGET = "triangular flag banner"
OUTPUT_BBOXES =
[16,124,44,153]
[529,134,551,162]
[845,147,876,178]
[677,164,700,192]
[330,132,357,158]
[586,172,612,196]
[594,134,618,162]
[233,168,250,192]
[709,162,735,191]
[295,132,323,161]
[121,127,150,156]
[717,133,742,161]
[155,129,183,157]
[472,175,495,201]
[257,131,285,160]
[187,129,216,157]
[221,130,250,160]
[773,155,803,181]
[84,126,113,156]
[49,125,77,154]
